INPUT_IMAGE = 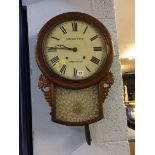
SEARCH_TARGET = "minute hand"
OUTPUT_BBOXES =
[63,46,74,50]
[48,45,77,52]
[63,45,77,52]
[56,45,77,52]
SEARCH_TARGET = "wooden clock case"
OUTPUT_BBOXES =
[36,12,114,126]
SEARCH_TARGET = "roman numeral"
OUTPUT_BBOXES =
[60,64,67,74]
[73,68,77,77]
[85,66,91,72]
[93,47,102,51]
[90,56,100,64]
[83,26,88,34]
[50,56,59,66]
[51,36,60,40]
[72,23,77,31]
[60,26,67,34]
[90,35,98,41]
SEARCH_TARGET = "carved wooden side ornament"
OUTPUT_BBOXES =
[102,71,114,99]
[38,74,52,106]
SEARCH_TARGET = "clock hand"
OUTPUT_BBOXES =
[47,47,57,50]
[59,45,77,52]
[47,45,77,52]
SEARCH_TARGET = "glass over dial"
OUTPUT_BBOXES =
[43,20,108,80]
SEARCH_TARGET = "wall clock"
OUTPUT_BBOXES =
[36,12,114,145]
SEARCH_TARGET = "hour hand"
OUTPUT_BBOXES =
[47,45,66,52]
[55,45,77,52]
[47,45,66,51]
[61,45,77,52]
[47,45,77,52]
[47,47,57,52]
[47,46,64,52]
[47,45,67,50]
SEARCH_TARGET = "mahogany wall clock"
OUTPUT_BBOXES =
[36,12,114,145]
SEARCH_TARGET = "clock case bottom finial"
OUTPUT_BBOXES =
[85,125,91,145]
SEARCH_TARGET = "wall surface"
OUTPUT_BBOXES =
[23,0,130,155]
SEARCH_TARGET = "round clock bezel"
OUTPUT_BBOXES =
[36,12,113,89]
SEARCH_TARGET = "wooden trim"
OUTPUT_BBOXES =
[52,115,103,126]
[36,12,113,89]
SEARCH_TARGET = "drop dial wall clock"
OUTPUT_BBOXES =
[36,12,114,145]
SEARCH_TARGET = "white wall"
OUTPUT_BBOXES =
[23,0,130,154]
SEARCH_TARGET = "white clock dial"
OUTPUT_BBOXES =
[43,20,108,80]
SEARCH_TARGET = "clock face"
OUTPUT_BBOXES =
[42,20,108,80]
